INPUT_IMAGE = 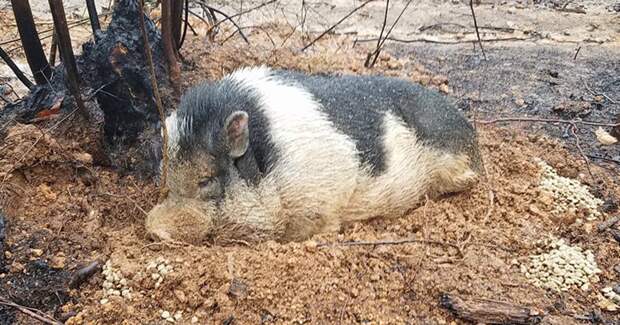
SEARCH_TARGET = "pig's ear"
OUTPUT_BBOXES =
[224,111,249,158]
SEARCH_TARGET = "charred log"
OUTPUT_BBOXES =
[1,0,173,176]
[440,294,543,325]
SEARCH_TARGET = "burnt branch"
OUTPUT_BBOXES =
[48,31,58,66]
[140,0,170,200]
[469,0,487,60]
[48,0,88,118]
[178,0,190,48]
[440,294,543,324]
[0,46,34,89]
[171,0,185,50]
[10,0,52,85]
[85,0,102,42]
[161,0,182,96]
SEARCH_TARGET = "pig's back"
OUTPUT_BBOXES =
[273,70,480,175]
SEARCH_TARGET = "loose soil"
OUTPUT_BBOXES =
[1,0,619,324]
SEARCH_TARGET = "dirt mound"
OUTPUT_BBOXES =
[1,26,619,324]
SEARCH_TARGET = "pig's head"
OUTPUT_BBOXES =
[146,83,256,245]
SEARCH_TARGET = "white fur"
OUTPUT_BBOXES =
[229,66,362,232]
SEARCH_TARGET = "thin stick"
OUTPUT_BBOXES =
[317,237,461,251]
[569,125,596,185]
[584,80,617,104]
[0,297,62,325]
[354,36,533,45]
[301,0,376,51]
[203,5,250,43]
[139,0,169,202]
[478,117,620,127]
[0,14,112,47]
[365,0,389,68]
[368,0,414,68]
[469,0,486,60]
[573,46,581,60]
[205,0,276,33]
[0,46,34,89]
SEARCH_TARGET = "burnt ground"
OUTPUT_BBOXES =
[1,0,620,324]
[393,42,620,163]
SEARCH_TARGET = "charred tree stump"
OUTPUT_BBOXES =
[1,0,174,175]
[10,0,52,85]
[440,294,543,325]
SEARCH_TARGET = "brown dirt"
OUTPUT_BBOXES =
[1,23,619,325]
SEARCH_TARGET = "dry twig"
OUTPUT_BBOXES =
[317,236,461,252]
[366,0,414,68]
[302,0,376,51]
[0,296,62,325]
[365,0,389,68]
[139,0,169,202]
[469,0,486,60]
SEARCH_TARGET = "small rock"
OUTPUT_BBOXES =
[515,97,525,106]
[173,290,187,303]
[191,316,198,323]
[73,152,93,164]
[100,298,109,305]
[10,261,24,273]
[50,253,66,269]
[161,311,171,319]
[595,127,618,145]
[304,240,318,252]
[30,248,44,257]
[598,298,618,312]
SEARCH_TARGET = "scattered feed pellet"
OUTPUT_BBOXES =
[536,159,603,221]
[146,257,173,288]
[521,237,601,292]
[100,260,132,303]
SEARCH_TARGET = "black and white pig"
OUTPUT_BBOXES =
[146,66,482,244]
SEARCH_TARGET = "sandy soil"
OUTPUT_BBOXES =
[1,0,619,324]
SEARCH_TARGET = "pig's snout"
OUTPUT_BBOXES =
[145,198,215,245]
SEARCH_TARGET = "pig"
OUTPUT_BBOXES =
[146,66,482,244]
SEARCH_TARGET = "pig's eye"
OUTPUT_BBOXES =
[198,178,221,200]
[197,178,214,188]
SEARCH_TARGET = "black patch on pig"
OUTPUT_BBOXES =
[273,70,479,176]
[175,79,278,186]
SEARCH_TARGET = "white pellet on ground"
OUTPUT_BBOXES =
[100,260,132,303]
[146,257,173,288]
[536,159,603,221]
[521,237,602,292]
[601,286,620,304]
